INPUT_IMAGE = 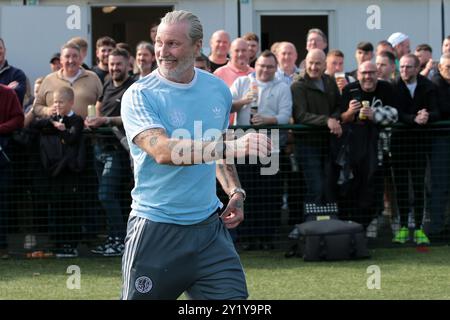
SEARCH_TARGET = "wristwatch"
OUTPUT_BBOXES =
[228,187,246,201]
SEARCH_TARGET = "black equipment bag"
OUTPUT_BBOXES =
[287,218,370,261]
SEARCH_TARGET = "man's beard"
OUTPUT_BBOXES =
[112,71,127,82]
[158,53,195,81]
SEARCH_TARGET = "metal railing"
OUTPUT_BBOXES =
[1,122,449,257]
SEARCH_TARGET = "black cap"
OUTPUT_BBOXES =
[49,52,60,63]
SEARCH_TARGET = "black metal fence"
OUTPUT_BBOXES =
[1,122,449,258]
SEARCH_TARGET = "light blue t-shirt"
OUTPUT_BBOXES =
[121,68,231,225]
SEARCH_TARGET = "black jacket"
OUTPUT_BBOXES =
[32,113,85,176]
[291,72,341,126]
[431,72,450,120]
[392,74,439,125]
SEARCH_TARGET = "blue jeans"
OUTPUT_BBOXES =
[295,143,325,204]
[429,135,450,234]
[94,144,128,240]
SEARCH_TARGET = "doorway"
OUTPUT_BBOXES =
[90,5,173,63]
[260,15,328,65]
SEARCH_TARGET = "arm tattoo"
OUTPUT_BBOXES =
[216,163,241,194]
[133,128,166,151]
[149,136,158,147]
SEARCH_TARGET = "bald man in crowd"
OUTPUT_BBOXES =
[339,61,396,229]
[208,30,231,72]
[291,49,342,208]
[275,41,299,85]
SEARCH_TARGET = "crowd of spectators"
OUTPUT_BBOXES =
[1,24,450,258]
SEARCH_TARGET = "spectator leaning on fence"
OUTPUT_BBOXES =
[230,50,292,249]
[291,49,342,207]
[391,53,439,245]
[339,61,396,228]
[0,84,24,260]
[33,42,103,119]
[85,48,136,257]
[0,38,27,106]
[429,53,450,238]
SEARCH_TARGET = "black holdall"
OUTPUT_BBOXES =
[286,203,370,261]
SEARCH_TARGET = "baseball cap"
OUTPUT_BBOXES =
[387,32,409,48]
[49,52,60,63]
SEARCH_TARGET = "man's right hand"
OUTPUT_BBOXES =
[228,132,272,159]
[348,99,362,115]
[336,77,348,92]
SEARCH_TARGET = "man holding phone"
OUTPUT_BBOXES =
[338,61,396,228]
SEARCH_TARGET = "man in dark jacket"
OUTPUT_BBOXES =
[0,38,27,106]
[0,84,24,259]
[428,53,450,238]
[392,53,439,245]
[292,48,342,208]
[339,61,396,228]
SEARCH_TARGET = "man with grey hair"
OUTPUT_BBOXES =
[135,41,155,78]
[121,10,270,300]
[292,49,341,207]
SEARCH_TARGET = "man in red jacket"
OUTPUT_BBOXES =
[0,84,24,259]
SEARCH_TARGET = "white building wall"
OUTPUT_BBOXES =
[246,0,444,70]
[0,0,448,81]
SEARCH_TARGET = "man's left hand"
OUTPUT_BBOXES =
[220,194,244,229]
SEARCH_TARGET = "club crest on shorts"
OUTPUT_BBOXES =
[135,276,153,294]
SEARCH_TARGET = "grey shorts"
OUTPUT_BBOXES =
[121,211,248,300]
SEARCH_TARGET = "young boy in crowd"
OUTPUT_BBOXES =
[32,86,84,258]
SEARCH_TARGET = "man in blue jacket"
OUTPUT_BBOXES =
[0,38,27,106]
